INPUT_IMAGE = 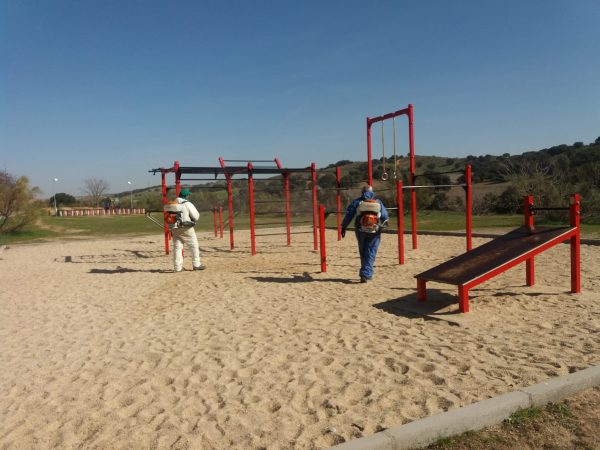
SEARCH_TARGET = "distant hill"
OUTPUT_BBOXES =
[108,137,599,219]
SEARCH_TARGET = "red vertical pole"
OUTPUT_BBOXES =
[367,118,373,186]
[213,207,218,237]
[219,157,235,250]
[524,195,535,286]
[397,179,404,265]
[174,161,181,197]
[417,279,426,301]
[319,204,327,272]
[311,162,318,251]
[161,171,169,255]
[248,162,256,256]
[284,174,291,246]
[408,104,417,250]
[219,206,223,238]
[274,158,291,246]
[466,164,473,251]
[570,193,581,293]
[458,286,470,313]
[336,166,342,241]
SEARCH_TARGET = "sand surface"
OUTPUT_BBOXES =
[0,229,598,449]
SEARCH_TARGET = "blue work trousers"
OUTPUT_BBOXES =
[355,231,381,279]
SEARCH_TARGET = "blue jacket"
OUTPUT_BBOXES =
[341,191,389,231]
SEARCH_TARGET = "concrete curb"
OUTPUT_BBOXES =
[329,365,600,450]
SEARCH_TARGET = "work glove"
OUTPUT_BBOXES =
[341,228,346,238]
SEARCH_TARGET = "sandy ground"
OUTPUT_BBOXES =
[0,228,598,449]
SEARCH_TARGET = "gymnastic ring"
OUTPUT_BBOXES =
[381,172,388,181]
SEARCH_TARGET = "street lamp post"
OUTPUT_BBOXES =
[53,178,58,216]
[127,181,133,210]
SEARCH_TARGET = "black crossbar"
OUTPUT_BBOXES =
[414,170,464,178]
[531,207,570,211]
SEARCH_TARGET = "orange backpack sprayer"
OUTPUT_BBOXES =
[357,199,382,233]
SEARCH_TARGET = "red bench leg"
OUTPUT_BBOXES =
[458,286,469,313]
[526,257,534,286]
[417,279,427,301]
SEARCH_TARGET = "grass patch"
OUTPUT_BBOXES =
[2,210,599,245]
[503,406,544,425]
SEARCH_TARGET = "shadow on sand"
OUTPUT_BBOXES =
[250,271,358,284]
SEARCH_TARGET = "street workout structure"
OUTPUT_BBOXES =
[150,103,583,313]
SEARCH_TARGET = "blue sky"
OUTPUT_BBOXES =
[1,0,599,197]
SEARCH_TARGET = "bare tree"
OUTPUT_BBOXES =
[82,178,110,207]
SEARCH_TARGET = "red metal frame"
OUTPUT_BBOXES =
[154,158,316,255]
[367,105,417,249]
[218,157,236,250]
[417,194,581,313]
[395,164,472,263]
[311,163,318,251]
[213,207,218,238]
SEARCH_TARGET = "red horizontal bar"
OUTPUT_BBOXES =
[367,107,410,126]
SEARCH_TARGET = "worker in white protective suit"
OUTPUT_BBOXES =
[168,189,206,272]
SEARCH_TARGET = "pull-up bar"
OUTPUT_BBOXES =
[397,165,472,264]
[222,159,275,163]
[150,158,317,255]
[366,104,417,249]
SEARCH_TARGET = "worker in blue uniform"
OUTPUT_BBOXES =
[341,185,389,283]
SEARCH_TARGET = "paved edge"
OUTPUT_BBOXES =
[329,365,600,450]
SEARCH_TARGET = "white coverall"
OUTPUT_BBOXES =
[171,197,201,271]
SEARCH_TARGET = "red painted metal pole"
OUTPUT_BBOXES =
[524,195,535,286]
[311,162,318,251]
[219,157,235,249]
[213,207,218,237]
[274,158,291,245]
[161,171,169,255]
[397,179,404,265]
[408,105,417,250]
[284,174,291,246]
[417,279,426,301]
[219,206,223,238]
[366,118,373,186]
[570,193,581,293]
[248,163,256,255]
[466,164,473,251]
[319,204,327,272]
[174,161,181,197]
[458,286,470,313]
[336,166,342,241]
